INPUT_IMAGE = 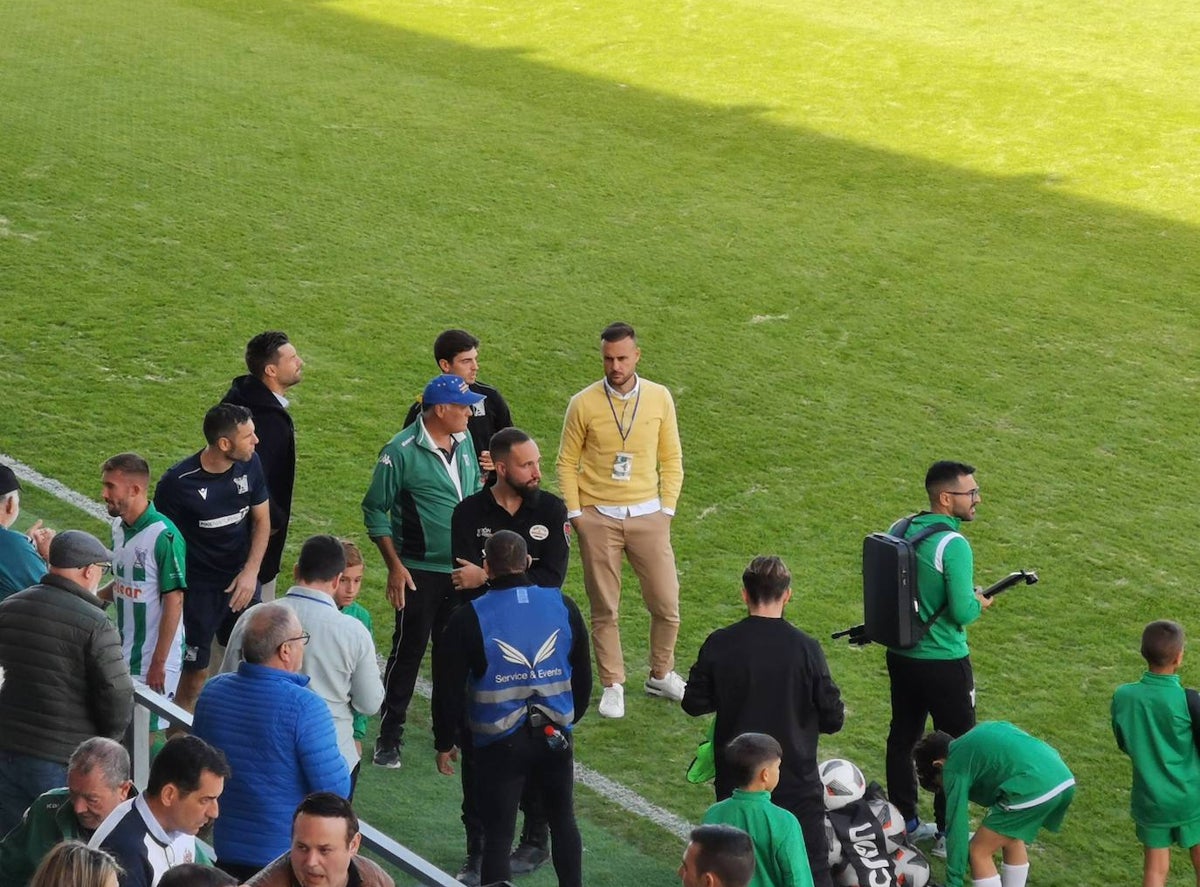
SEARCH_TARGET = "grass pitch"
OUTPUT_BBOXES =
[4,0,1200,883]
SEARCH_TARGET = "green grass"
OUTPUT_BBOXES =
[4,0,1200,883]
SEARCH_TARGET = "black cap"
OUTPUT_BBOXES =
[48,530,113,569]
[0,466,19,497]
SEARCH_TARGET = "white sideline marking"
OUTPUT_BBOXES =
[7,455,693,843]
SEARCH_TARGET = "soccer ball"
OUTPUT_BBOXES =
[893,846,931,887]
[820,758,867,810]
[868,796,907,850]
[824,816,843,868]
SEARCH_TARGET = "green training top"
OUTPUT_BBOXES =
[341,600,373,741]
[702,789,814,887]
[1112,671,1200,828]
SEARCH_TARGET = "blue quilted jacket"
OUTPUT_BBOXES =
[192,663,350,867]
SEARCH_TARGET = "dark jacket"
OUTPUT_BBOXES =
[0,574,134,763]
[223,374,296,581]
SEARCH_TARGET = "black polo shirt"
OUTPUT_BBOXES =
[451,488,570,590]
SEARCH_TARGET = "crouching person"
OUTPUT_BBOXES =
[243,793,393,887]
[913,722,1074,887]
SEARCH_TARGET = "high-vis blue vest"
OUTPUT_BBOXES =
[469,585,575,746]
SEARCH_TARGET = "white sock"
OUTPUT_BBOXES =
[1001,862,1030,887]
[973,877,1002,887]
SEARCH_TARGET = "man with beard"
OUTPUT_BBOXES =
[221,331,305,601]
[154,404,271,713]
[447,428,570,883]
[98,453,187,714]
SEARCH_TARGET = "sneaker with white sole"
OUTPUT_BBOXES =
[598,684,625,718]
[907,821,938,843]
[931,833,947,858]
[644,670,686,701]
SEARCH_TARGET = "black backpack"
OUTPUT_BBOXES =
[861,514,955,648]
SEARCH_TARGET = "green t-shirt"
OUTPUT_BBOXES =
[702,789,814,887]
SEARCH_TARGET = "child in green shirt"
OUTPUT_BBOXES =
[337,539,374,760]
[1112,620,1200,887]
[702,733,815,887]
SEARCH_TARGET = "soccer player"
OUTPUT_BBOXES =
[99,453,187,720]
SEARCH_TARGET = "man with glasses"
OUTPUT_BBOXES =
[193,602,349,882]
[884,460,994,858]
[0,530,134,835]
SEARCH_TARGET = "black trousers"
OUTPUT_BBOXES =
[884,652,976,829]
[379,569,458,743]
[460,726,549,851]
[474,724,581,887]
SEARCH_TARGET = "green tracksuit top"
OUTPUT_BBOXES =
[1112,671,1200,828]
[887,513,980,660]
[362,417,481,574]
[943,722,1074,887]
[702,789,815,887]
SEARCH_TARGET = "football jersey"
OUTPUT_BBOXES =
[153,451,269,591]
[110,504,187,682]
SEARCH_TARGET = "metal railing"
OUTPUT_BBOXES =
[127,684,459,886]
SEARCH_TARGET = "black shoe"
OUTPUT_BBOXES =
[455,853,482,886]
[509,842,550,876]
[372,738,402,769]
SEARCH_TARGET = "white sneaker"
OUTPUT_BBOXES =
[931,834,947,858]
[644,670,686,701]
[907,821,937,843]
[598,684,625,718]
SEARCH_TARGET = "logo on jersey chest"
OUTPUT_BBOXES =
[234,475,249,494]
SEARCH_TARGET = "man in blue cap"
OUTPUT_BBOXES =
[362,374,485,769]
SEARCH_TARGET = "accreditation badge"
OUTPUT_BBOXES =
[612,451,634,481]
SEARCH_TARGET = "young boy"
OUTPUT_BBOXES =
[1112,620,1200,887]
[913,722,1074,887]
[701,733,815,887]
[337,539,373,761]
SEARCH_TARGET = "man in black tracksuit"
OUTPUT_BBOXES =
[448,428,569,882]
[432,530,591,887]
[221,331,303,599]
[682,556,845,887]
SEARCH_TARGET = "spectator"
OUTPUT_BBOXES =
[90,735,228,887]
[221,331,304,601]
[29,841,121,887]
[221,535,384,793]
[0,465,53,601]
[156,865,236,887]
[0,737,134,887]
[0,530,134,835]
[243,792,393,887]
[334,540,373,767]
[679,825,756,887]
[153,403,270,713]
[193,602,350,881]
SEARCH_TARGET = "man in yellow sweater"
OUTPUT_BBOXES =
[556,322,685,719]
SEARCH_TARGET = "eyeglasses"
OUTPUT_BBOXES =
[91,561,112,573]
[281,631,311,649]
[946,488,980,501]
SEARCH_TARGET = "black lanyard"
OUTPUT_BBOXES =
[605,386,641,445]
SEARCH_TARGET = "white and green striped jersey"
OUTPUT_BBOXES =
[110,504,187,681]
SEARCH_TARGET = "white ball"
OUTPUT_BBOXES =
[867,796,907,850]
[820,758,867,810]
[824,816,843,868]
[892,846,931,887]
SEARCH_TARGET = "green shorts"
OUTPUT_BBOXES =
[1136,818,1200,850]
[981,784,1075,843]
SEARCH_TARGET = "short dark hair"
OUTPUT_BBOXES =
[912,731,953,791]
[293,791,360,844]
[433,329,480,365]
[296,534,347,583]
[600,322,636,344]
[689,825,755,887]
[1142,620,1185,668]
[245,331,291,378]
[146,735,230,797]
[723,733,783,789]
[924,461,977,498]
[203,403,253,445]
[100,453,150,481]
[490,427,532,463]
[158,864,238,887]
[68,737,130,789]
[484,529,528,577]
[742,556,791,606]
[242,602,299,664]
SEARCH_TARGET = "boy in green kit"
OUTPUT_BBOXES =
[1112,620,1200,887]
[337,539,374,761]
[702,733,815,887]
[913,722,1074,887]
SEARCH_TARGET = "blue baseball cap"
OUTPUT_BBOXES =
[422,374,486,407]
